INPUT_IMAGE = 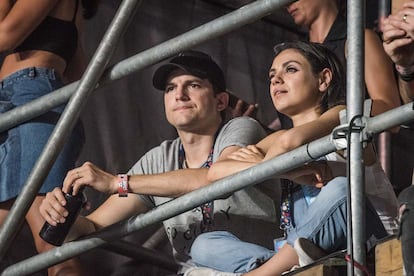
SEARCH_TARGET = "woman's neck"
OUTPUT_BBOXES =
[291,109,320,127]
[308,7,339,43]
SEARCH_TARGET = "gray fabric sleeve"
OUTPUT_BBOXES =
[213,117,267,162]
[128,139,180,208]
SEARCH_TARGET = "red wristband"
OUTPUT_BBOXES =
[117,174,128,197]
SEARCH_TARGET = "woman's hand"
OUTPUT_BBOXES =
[382,2,414,66]
[280,160,333,188]
[227,145,265,163]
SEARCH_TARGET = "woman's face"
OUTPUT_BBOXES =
[268,49,323,118]
[286,0,324,27]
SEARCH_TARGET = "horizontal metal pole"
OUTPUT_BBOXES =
[102,240,178,272]
[2,106,413,275]
[0,0,295,133]
[366,101,414,134]
[3,102,413,275]
[0,0,143,259]
[2,137,332,275]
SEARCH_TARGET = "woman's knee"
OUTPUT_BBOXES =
[324,176,348,195]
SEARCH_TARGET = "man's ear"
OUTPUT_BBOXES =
[318,68,333,92]
[216,91,229,112]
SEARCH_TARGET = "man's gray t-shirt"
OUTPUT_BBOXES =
[129,117,281,262]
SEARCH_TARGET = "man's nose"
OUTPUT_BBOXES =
[175,86,188,100]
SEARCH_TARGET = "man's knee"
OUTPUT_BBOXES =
[190,231,234,264]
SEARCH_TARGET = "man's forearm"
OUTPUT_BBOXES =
[64,216,97,243]
[128,168,210,198]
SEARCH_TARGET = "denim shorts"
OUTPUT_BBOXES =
[0,67,84,201]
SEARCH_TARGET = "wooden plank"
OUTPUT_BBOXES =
[375,238,404,276]
[293,264,339,276]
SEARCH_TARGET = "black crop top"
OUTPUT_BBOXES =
[14,0,79,63]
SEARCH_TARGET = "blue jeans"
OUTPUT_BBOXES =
[190,231,275,273]
[190,177,387,273]
[0,67,84,201]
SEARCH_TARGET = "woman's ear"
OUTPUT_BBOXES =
[216,91,229,112]
[318,68,333,92]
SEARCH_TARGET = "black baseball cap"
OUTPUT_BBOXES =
[152,50,226,92]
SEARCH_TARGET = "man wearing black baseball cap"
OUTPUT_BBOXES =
[40,50,280,274]
[153,50,226,93]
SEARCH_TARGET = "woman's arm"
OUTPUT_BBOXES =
[382,10,414,104]
[208,105,345,182]
[0,1,12,21]
[363,29,401,117]
[260,105,345,160]
[207,144,269,182]
[0,0,57,51]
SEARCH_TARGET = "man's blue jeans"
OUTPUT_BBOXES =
[190,177,387,273]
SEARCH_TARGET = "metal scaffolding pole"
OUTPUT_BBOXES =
[3,102,413,276]
[0,0,143,258]
[101,240,178,272]
[0,0,295,270]
[346,0,367,274]
[377,0,392,178]
[0,0,295,134]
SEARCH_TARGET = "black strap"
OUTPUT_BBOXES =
[72,0,79,22]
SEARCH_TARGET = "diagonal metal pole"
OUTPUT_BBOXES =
[101,240,179,272]
[0,0,143,258]
[0,0,296,134]
[3,102,413,275]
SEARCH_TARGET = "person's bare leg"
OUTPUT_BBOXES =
[0,199,13,224]
[244,243,299,276]
[26,196,85,276]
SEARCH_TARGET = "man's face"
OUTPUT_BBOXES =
[163,69,224,132]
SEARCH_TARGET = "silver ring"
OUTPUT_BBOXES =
[403,14,408,23]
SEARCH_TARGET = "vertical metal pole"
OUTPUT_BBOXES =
[3,101,414,275]
[378,0,391,29]
[347,0,366,275]
[0,0,142,258]
[377,0,392,178]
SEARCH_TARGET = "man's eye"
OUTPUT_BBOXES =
[165,86,175,93]
[189,83,201,88]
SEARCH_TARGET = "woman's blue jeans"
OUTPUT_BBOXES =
[190,177,387,273]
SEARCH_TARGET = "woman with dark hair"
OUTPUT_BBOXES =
[286,0,400,118]
[0,0,98,275]
[184,41,391,276]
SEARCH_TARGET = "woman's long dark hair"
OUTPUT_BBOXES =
[273,41,346,114]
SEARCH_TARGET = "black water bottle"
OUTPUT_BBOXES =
[39,188,86,246]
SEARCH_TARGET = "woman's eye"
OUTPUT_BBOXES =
[286,66,297,73]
